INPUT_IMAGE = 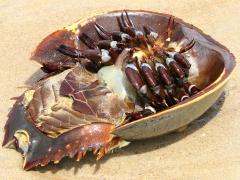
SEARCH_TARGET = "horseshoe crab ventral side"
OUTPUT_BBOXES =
[3,10,235,170]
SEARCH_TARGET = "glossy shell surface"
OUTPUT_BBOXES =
[32,10,235,140]
[3,10,235,170]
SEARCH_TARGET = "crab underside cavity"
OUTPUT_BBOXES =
[3,10,235,170]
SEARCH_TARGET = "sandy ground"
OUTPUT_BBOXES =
[0,0,240,179]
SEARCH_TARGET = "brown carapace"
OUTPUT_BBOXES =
[3,10,234,170]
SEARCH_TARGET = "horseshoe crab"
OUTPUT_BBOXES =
[2,10,235,170]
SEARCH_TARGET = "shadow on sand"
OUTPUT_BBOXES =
[34,91,226,174]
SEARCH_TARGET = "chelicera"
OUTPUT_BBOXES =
[3,10,235,170]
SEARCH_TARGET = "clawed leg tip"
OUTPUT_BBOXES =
[94,22,111,40]
[179,39,196,53]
